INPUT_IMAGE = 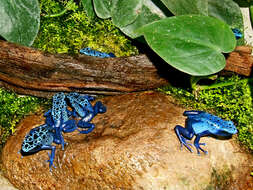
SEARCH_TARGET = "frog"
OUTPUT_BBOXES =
[79,47,116,58]
[44,92,78,150]
[174,110,237,155]
[20,124,57,171]
[20,93,78,170]
[66,92,106,134]
[232,28,243,39]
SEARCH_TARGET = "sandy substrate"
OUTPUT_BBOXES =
[0,171,17,190]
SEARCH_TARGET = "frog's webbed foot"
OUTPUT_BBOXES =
[194,134,208,155]
[194,142,208,155]
[174,125,194,153]
[17,151,24,158]
[180,136,193,152]
[77,121,95,134]
[47,152,57,172]
[41,145,56,171]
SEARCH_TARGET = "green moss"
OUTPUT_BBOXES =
[159,75,253,151]
[33,0,138,56]
[0,89,48,147]
[204,167,233,190]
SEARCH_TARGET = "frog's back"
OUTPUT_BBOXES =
[21,124,54,155]
[184,111,237,135]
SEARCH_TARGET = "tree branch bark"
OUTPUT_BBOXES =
[0,40,168,98]
[0,40,252,98]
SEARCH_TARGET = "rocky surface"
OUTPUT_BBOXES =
[2,91,253,190]
[0,171,17,190]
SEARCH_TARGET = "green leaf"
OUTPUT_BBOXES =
[137,15,236,76]
[112,0,143,27]
[0,0,40,46]
[119,0,166,38]
[208,0,244,30]
[160,0,208,16]
[93,0,112,19]
[81,0,95,18]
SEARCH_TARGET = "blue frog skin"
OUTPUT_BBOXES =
[232,28,243,39]
[66,92,106,134]
[20,124,57,170]
[44,92,78,150]
[20,93,78,170]
[175,110,237,155]
[79,47,116,58]
[20,92,107,170]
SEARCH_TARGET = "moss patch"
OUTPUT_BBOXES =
[159,75,253,151]
[204,167,233,190]
[33,0,138,56]
[0,89,50,148]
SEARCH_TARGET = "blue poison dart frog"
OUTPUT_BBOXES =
[20,92,106,171]
[175,111,237,155]
[20,93,78,170]
[79,47,116,58]
[66,92,106,134]
[20,124,58,171]
[44,92,77,150]
[232,28,243,39]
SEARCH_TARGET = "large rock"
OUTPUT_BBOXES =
[2,92,253,190]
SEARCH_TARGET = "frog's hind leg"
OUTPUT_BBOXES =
[93,101,106,114]
[194,131,210,155]
[174,125,194,152]
[62,119,77,133]
[77,121,95,134]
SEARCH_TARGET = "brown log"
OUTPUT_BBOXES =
[0,40,252,98]
[224,46,253,76]
[0,40,168,98]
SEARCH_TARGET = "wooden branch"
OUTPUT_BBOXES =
[0,40,252,98]
[224,46,253,76]
[0,40,168,98]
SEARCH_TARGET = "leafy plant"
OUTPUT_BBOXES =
[82,0,243,76]
[0,89,48,147]
[0,0,40,46]
[33,0,138,56]
[0,0,244,76]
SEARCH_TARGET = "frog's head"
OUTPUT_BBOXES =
[219,120,237,136]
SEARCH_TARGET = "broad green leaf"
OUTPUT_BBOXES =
[160,0,208,16]
[93,0,112,19]
[119,0,166,38]
[112,0,143,27]
[81,0,95,18]
[208,0,244,30]
[137,15,236,76]
[0,0,40,46]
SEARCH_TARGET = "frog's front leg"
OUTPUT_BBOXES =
[194,131,210,155]
[40,145,56,171]
[174,125,194,152]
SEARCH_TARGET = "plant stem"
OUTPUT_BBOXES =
[44,9,68,18]
[43,0,75,18]
[197,78,251,90]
